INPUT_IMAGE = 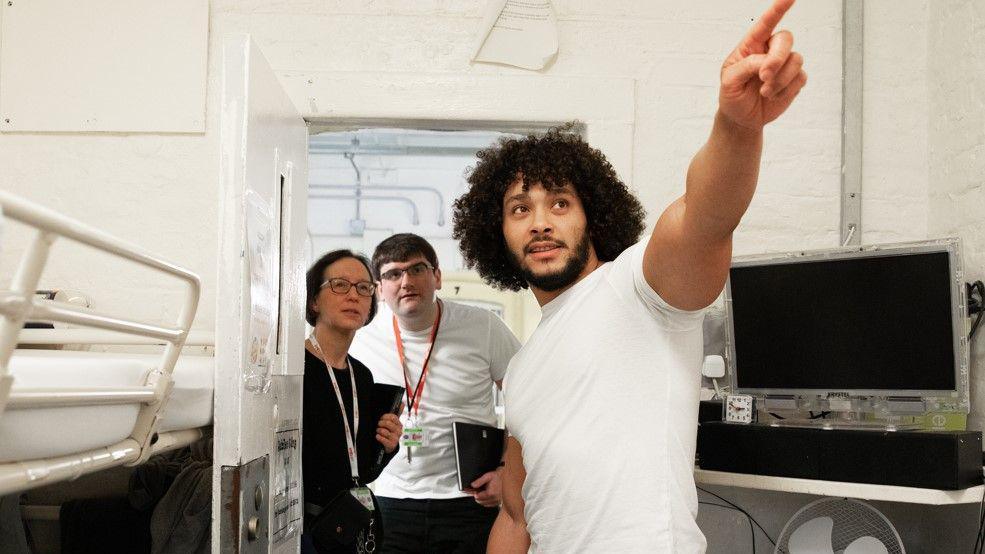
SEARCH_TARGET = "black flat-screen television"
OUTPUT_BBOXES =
[725,240,967,402]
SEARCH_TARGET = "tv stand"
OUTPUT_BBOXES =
[696,421,982,490]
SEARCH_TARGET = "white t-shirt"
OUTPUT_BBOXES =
[349,299,521,499]
[505,241,707,553]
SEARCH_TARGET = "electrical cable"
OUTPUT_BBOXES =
[974,482,985,554]
[966,280,984,553]
[842,224,856,247]
[697,486,776,546]
[700,501,756,554]
[969,280,984,341]
[974,456,985,554]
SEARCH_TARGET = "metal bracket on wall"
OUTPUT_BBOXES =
[841,0,864,247]
[220,455,270,554]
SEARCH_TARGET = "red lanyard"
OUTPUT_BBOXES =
[392,301,442,418]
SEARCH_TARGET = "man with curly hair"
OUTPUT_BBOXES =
[451,1,806,552]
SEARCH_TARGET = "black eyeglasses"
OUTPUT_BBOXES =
[379,262,434,282]
[321,278,376,297]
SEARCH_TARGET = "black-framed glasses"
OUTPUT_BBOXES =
[379,262,434,282]
[321,278,376,297]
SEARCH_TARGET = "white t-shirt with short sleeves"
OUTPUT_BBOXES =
[349,299,521,499]
[504,240,707,553]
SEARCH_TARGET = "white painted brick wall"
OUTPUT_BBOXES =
[0,133,218,331]
[862,1,930,244]
[0,0,845,334]
[214,0,845,256]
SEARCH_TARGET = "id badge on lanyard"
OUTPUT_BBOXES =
[350,486,374,511]
[393,301,442,461]
[401,413,428,448]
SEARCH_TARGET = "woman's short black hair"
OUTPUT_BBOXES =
[452,123,646,291]
[370,233,439,279]
[305,249,378,326]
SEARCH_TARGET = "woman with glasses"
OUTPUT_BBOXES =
[302,250,403,554]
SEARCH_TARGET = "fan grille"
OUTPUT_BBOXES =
[775,498,905,554]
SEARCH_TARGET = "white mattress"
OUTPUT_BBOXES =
[0,349,213,462]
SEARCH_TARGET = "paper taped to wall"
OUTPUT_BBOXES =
[471,0,558,70]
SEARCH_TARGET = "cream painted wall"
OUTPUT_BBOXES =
[212,0,844,256]
[0,1,844,334]
[0,134,218,332]
[0,2,216,335]
[211,0,844,346]
[862,1,930,244]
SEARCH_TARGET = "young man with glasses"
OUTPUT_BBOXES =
[348,233,521,554]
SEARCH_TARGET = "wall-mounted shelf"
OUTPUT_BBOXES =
[694,468,984,505]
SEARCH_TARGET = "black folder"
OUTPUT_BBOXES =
[370,383,405,467]
[453,422,505,490]
[371,383,404,421]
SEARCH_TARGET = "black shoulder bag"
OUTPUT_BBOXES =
[309,489,375,552]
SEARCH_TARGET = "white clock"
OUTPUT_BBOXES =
[724,394,756,424]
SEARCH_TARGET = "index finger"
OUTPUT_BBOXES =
[471,472,493,488]
[745,0,795,45]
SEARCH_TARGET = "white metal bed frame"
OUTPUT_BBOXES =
[0,190,203,496]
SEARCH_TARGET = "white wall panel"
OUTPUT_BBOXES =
[0,0,208,133]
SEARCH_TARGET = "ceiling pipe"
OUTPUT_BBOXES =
[309,193,420,226]
[309,183,445,226]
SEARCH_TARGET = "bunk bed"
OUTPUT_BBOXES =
[0,191,208,496]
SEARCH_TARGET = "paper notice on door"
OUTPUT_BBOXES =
[272,428,301,543]
[244,190,278,393]
[471,0,558,70]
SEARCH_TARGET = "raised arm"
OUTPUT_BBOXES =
[487,436,530,553]
[645,0,807,310]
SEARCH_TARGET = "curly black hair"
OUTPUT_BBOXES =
[452,123,646,291]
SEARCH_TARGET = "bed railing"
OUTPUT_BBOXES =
[16,328,215,346]
[0,190,203,495]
